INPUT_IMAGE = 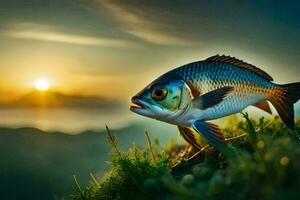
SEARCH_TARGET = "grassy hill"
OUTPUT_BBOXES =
[72,116,300,200]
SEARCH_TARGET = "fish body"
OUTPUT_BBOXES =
[168,58,274,124]
[130,55,300,152]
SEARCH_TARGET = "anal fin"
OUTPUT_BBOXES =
[192,121,226,149]
[179,122,235,157]
[252,101,272,114]
[192,121,236,157]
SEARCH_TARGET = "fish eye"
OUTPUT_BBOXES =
[151,86,168,101]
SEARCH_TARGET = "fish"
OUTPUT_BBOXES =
[130,55,300,152]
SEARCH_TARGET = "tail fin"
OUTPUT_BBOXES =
[269,82,300,129]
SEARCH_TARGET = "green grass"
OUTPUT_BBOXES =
[72,115,300,200]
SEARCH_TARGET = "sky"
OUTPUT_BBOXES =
[0,0,299,102]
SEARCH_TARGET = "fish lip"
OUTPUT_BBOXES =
[130,97,150,111]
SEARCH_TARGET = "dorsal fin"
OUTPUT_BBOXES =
[206,55,273,81]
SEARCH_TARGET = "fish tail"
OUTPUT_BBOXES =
[268,82,300,129]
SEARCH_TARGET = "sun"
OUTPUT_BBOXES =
[34,77,50,91]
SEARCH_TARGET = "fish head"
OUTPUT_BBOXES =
[130,75,192,122]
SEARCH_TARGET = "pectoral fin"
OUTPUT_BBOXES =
[192,86,234,110]
[252,101,272,114]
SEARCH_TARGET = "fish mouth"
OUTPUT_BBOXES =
[130,97,163,118]
[130,98,149,110]
[130,97,154,116]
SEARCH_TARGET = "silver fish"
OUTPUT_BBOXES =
[130,55,300,151]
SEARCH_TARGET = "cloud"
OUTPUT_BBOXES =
[2,22,131,47]
[126,29,193,46]
[92,0,196,46]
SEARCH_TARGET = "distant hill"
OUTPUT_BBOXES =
[0,125,144,200]
[0,121,177,200]
[0,90,120,108]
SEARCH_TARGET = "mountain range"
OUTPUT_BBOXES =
[0,90,120,108]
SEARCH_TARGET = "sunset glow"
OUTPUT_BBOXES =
[34,77,50,91]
